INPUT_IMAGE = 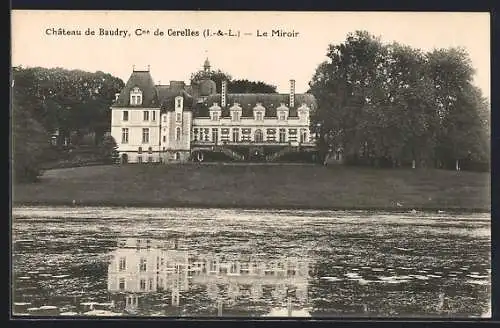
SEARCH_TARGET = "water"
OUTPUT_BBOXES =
[11,206,491,318]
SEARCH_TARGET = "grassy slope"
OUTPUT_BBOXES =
[12,164,490,211]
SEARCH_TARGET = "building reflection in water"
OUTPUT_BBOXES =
[107,238,310,316]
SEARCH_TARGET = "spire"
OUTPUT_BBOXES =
[203,57,211,72]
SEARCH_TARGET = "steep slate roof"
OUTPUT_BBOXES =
[193,93,317,118]
[113,70,317,118]
[113,71,159,107]
[159,89,195,111]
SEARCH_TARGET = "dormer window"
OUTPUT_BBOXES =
[130,87,143,106]
[277,103,289,121]
[253,103,266,121]
[175,96,183,111]
[209,102,221,121]
[230,103,242,122]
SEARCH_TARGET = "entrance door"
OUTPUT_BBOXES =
[121,153,128,164]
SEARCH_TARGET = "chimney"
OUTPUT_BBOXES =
[221,80,227,107]
[289,79,295,108]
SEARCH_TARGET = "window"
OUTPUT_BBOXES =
[162,115,167,122]
[142,128,149,143]
[130,87,143,105]
[119,257,126,271]
[266,128,276,142]
[140,279,146,291]
[152,111,156,121]
[137,156,143,163]
[138,147,142,154]
[162,136,166,142]
[121,128,129,144]
[148,146,153,154]
[148,156,153,163]
[176,98,182,108]
[279,112,286,121]
[176,127,181,140]
[241,128,251,142]
[256,112,263,121]
[140,258,147,272]
[119,278,125,290]
[279,129,286,143]
[232,129,239,142]
[122,111,129,121]
[149,278,153,291]
[176,113,182,122]
[212,112,219,121]
[212,128,218,144]
[254,129,263,143]
[232,111,240,121]
[221,128,230,142]
[143,111,149,121]
[175,152,180,160]
[300,129,307,143]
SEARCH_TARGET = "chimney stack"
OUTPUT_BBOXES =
[221,80,227,107]
[290,79,295,108]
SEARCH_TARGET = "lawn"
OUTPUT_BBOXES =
[12,164,491,211]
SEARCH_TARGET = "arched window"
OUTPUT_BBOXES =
[254,129,263,143]
[176,127,181,140]
[130,87,143,105]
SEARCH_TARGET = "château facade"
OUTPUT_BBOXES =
[110,59,317,163]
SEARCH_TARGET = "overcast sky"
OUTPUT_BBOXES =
[12,11,490,98]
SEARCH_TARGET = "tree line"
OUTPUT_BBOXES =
[12,66,124,182]
[309,31,490,170]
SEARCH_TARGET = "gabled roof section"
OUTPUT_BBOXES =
[113,70,159,107]
[157,87,195,112]
[193,93,317,118]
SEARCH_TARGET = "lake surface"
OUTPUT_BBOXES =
[11,206,491,318]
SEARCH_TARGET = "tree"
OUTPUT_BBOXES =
[309,31,489,170]
[229,79,277,93]
[12,67,124,146]
[12,67,50,183]
[99,135,119,164]
[190,69,232,93]
[426,48,488,170]
[190,69,277,94]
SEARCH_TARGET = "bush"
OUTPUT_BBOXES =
[98,135,119,164]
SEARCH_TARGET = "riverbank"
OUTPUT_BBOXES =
[12,164,491,212]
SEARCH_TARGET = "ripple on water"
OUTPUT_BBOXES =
[12,206,491,317]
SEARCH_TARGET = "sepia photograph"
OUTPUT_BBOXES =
[11,10,491,318]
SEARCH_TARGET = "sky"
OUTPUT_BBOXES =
[12,11,490,98]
